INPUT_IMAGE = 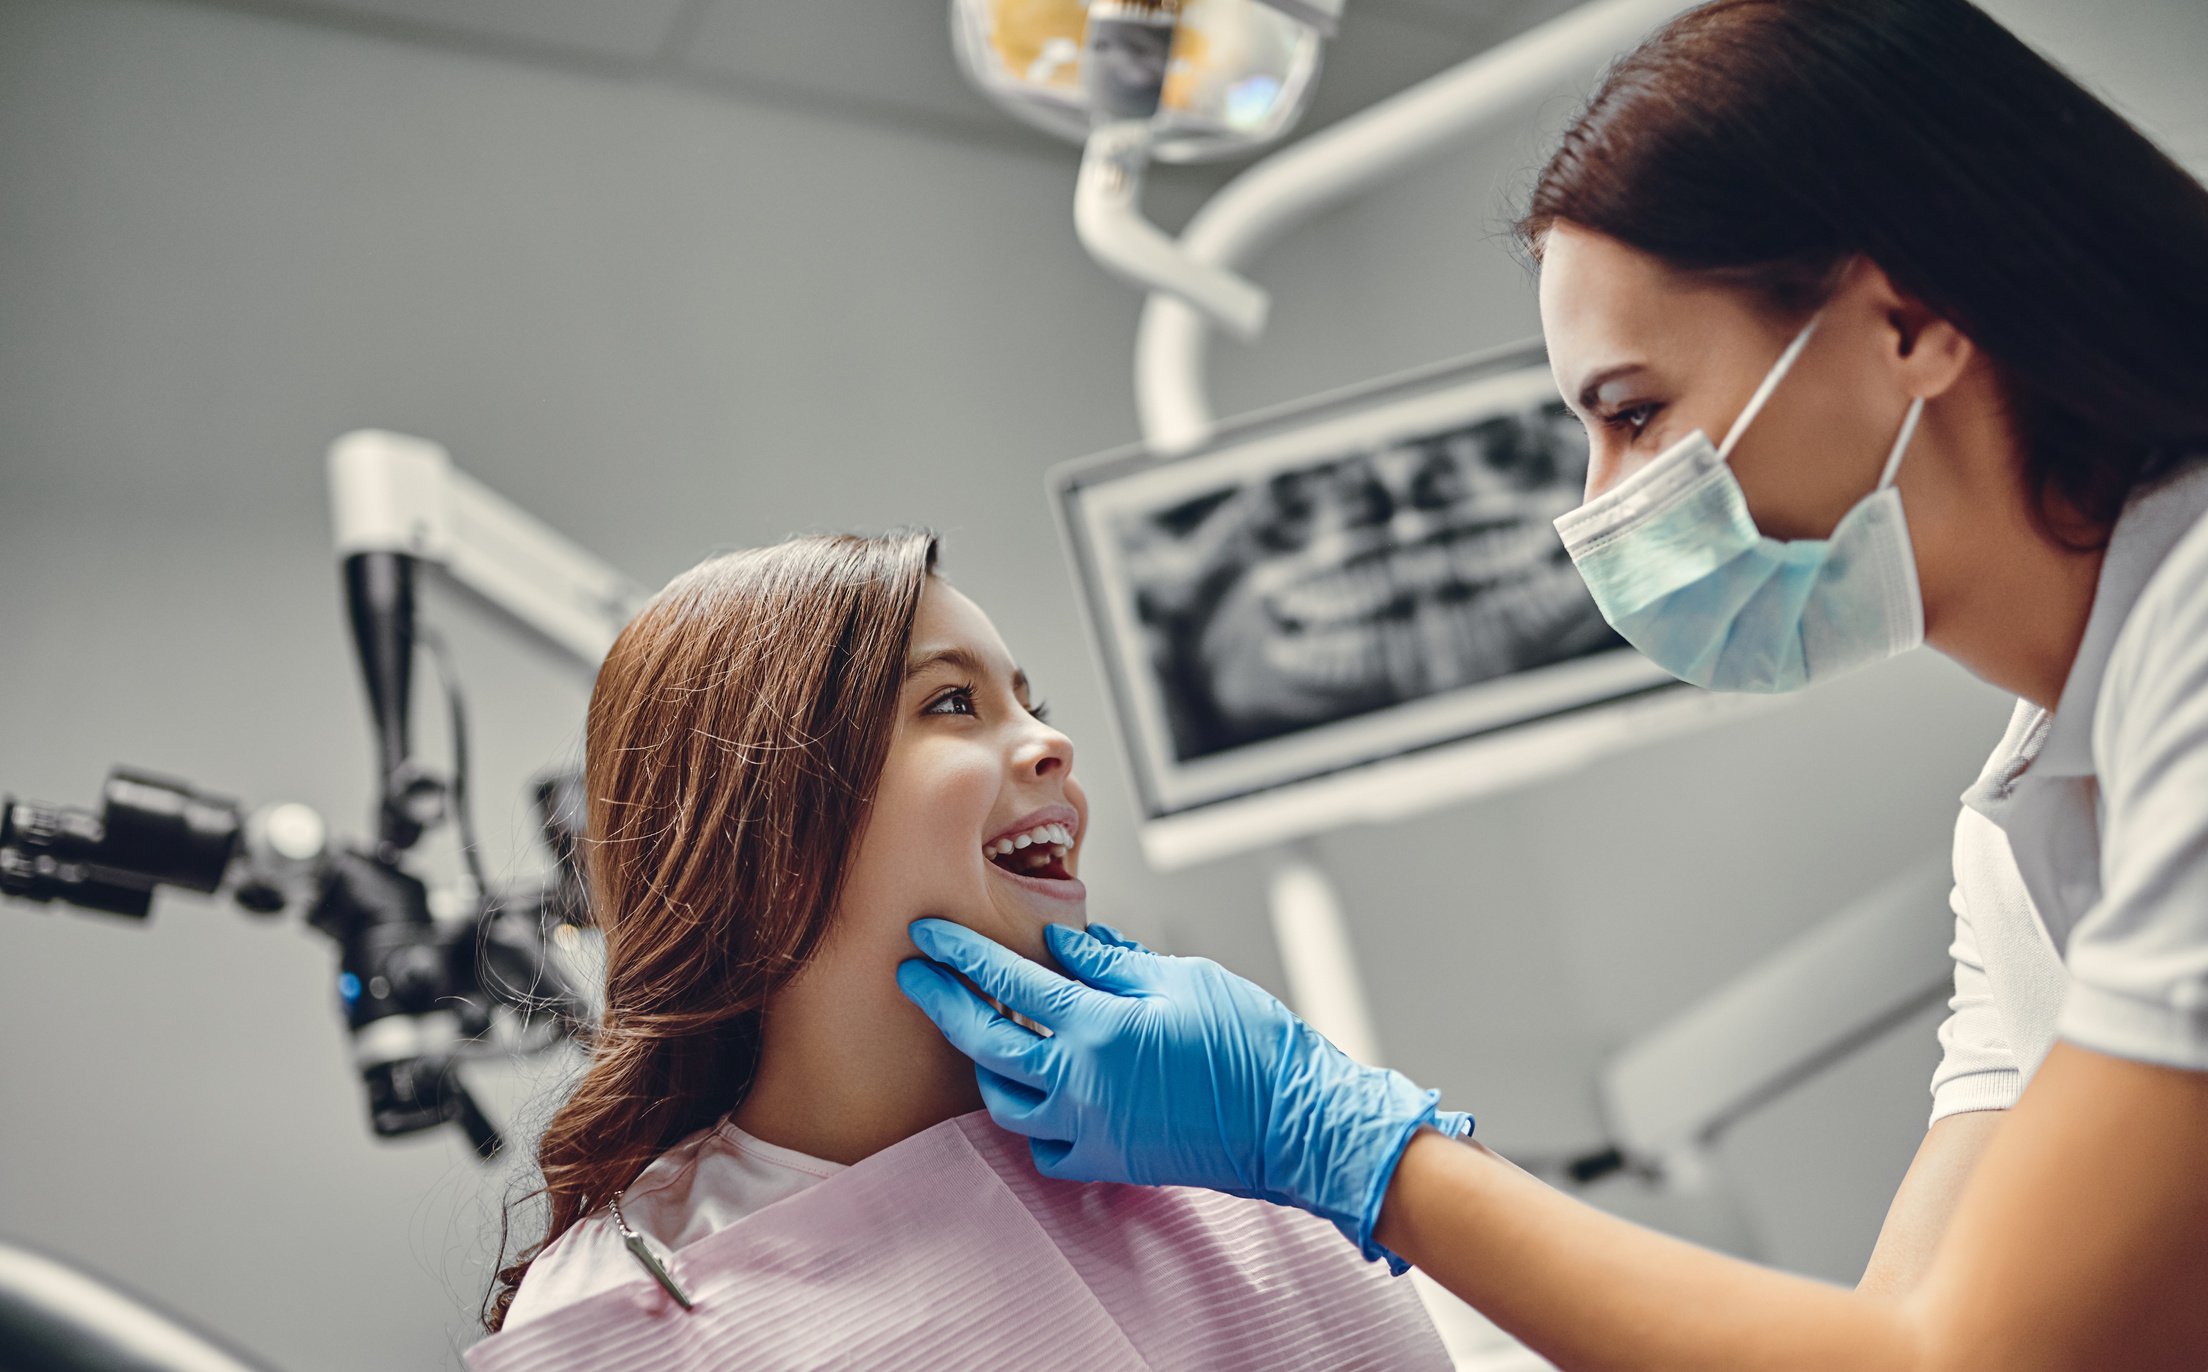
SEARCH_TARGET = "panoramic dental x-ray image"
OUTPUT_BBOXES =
[1115,400,1617,760]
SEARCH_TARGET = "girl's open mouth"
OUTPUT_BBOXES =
[982,815,1082,894]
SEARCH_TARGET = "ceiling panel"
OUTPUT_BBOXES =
[677,0,1006,135]
[164,0,1607,158]
[1337,0,1603,44]
[1351,0,1493,40]
[1294,5,1485,137]
[240,0,692,64]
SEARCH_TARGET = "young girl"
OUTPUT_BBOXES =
[471,531,1450,1369]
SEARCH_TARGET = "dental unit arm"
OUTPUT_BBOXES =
[1068,0,1337,341]
[1593,859,1955,1183]
[1077,119,1272,342]
[328,428,646,689]
[1114,0,1693,1075]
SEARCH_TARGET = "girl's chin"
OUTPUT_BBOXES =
[974,896,1081,960]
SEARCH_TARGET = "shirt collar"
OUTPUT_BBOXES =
[2032,458,2208,778]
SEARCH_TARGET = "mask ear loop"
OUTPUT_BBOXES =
[1717,312,1823,461]
[1877,396,1926,490]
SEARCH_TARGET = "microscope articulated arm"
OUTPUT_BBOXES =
[327,429,650,670]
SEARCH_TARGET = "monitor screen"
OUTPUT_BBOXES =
[1054,340,1675,837]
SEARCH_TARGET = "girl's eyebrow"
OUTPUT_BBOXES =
[905,646,1030,696]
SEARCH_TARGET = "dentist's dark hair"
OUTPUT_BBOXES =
[483,529,939,1333]
[1517,0,2208,543]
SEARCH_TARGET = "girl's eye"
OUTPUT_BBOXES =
[1605,402,1663,436]
[925,686,978,717]
[1027,700,1051,725]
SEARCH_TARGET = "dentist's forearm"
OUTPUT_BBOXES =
[1856,1111,2003,1300]
[1378,1044,2208,1372]
[1374,1129,1924,1371]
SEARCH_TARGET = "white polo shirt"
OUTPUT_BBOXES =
[1929,457,2208,1123]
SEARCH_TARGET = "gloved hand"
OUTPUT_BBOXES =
[1072,925,1475,1149]
[896,918,1473,1271]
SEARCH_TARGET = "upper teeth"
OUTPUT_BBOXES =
[987,823,1074,857]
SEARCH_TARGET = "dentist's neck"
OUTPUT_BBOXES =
[732,920,984,1167]
[1910,372,2106,710]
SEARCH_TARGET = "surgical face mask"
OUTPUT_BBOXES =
[1552,317,1927,694]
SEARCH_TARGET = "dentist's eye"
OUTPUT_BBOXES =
[1604,402,1663,436]
[924,685,978,717]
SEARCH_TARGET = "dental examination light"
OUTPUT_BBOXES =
[950,0,1335,338]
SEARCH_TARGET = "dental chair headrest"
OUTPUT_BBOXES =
[0,1237,280,1372]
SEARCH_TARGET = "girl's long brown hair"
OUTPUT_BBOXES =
[483,529,939,1332]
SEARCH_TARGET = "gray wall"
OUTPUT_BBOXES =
[2,1,2201,1368]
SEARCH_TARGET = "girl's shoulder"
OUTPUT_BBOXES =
[502,1118,846,1331]
[500,1208,632,1332]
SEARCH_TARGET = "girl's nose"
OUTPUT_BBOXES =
[1017,723,1073,779]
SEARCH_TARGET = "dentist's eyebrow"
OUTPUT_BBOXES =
[905,646,1030,695]
[1575,362,1651,411]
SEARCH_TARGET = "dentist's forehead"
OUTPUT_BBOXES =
[1538,226,1681,407]
[1545,224,1748,410]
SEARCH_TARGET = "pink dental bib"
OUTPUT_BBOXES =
[467,1110,1449,1371]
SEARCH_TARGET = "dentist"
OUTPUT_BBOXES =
[899,1,2208,1367]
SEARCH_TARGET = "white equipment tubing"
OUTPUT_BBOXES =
[1077,122,1272,342]
[1134,0,1687,453]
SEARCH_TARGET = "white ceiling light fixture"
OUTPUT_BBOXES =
[950,0,1340,339]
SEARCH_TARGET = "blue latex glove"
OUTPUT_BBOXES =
[896,918,1472,1270]
[1082,927,1470,1149]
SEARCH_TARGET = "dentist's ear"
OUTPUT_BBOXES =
[1851,257,1974,400]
